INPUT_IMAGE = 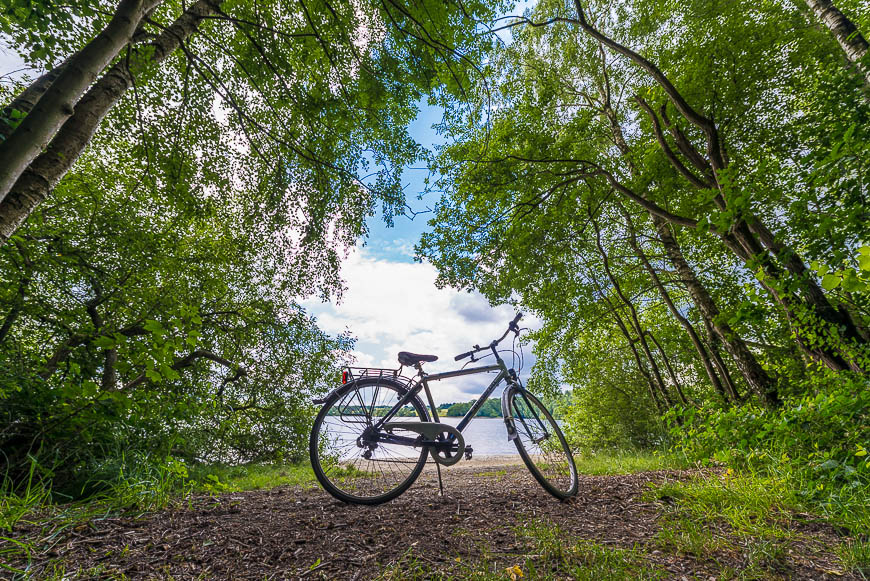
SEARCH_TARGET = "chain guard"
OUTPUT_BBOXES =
[383,421,466,466]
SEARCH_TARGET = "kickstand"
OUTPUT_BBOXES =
[435,461,444,497]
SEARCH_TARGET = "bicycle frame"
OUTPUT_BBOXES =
[370,362,505,433]
[368,345,526,439]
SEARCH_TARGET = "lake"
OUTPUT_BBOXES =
[437,416,519,457]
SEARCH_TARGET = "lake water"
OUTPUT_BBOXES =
[437,416,518,457]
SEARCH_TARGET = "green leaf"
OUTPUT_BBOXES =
[82,380,98,397]
[841,270,865,293]
[143,319,164,334]
[821,274,841,290]
[93,336,114,349]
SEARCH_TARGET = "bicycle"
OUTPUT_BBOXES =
[308,313,578,505]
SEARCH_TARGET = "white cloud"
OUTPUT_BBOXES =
[303,247,531,405]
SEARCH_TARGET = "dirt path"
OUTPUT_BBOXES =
[7,464,855,579]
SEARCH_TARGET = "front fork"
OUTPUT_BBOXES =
[502,368,521,441]
[501,372,550,443]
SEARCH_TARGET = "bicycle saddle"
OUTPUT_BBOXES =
[397,351,438,366]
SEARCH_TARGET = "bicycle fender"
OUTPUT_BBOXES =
[312,383,347,405]
[501,385,519,441]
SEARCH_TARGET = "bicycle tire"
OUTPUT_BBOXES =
[309,377,429,505]
[505,386,578,500]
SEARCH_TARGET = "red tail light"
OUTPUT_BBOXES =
[342,371,348,384]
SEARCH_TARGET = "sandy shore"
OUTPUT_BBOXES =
[421,454,526,471]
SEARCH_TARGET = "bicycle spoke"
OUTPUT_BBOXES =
[510,388,577,499]
[312,380,427,502]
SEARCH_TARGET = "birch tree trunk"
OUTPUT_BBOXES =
[647,330,691,406]
[592,219,675,408]
[619,204,730,403]
[655,218,779,406]
[0,0,221,246]
[704,319,742,402]
[605,296,666,413]
[0,0,162,202]
[803,0,870,88]
[0,59,70,143]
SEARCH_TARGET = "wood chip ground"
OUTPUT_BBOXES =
[4,463,857,579]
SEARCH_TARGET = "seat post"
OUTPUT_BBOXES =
[415,361,446,497]
[417,365,440,422]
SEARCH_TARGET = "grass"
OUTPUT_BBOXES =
[187,461,318,493]
[510,519,666,580]
[647,470,798,537]
[645,469,868,577]
[376,454,868,580]
[838,538,870,577]
[0,460,319,578]
[572,449,688,475]
[376,519,666,580]
[655,513,733,557]
[4,451,865,579]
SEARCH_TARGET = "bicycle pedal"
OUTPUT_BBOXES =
[464,445,473,460]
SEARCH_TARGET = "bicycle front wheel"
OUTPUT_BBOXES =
[506,386,578,500]
[309,377,429,505]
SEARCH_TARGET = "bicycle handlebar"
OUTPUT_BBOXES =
[454,313,523,361]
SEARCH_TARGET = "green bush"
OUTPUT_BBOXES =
[668,371,870,504]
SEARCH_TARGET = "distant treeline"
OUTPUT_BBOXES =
[438,399,501,417]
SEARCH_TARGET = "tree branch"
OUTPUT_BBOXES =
[122,349,246,390]
[634,96,714,189]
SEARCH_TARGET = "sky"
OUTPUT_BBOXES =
[0,13,536,406]
[302,1,540,404]
[301,104,531,405]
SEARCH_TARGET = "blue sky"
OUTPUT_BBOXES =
[302,102,531,404]
[360,103,442,264]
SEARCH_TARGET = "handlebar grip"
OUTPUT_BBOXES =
[511,312,523,325]
[454,350,473,362]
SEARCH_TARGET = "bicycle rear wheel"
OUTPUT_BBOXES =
[309,377,429,504]
[505,386,578,500]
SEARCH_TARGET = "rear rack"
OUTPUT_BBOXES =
[313,366,419,405]
[341,366,416,388]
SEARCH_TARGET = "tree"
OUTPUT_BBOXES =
[0,0,506,244]
[0,138,350,486]
[801,0,870,89]
[417,0,869,446]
